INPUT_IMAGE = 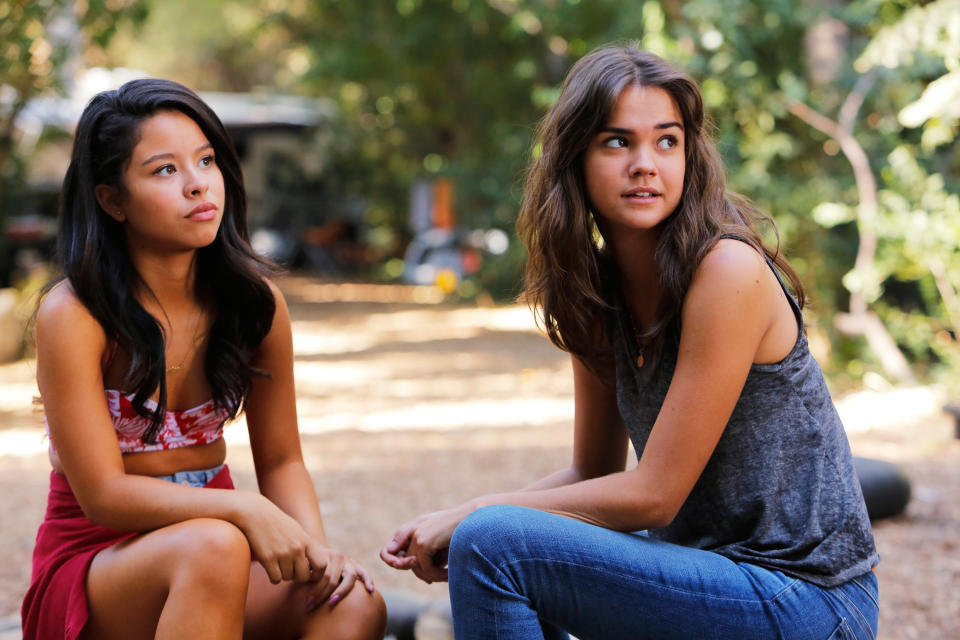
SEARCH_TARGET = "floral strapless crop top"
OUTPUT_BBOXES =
[45,390,230,454]
[106,390,229,453]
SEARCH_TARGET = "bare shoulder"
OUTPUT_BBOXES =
[262,276,291,321]
[254,277,293,360]
[693,238,768,288]
[36,280,106,347]
[35,281,108,398]
[683,239,773,324]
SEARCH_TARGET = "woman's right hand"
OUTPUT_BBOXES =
[234,491,317,583]
[381,506,472,583]
[233,491,372,604]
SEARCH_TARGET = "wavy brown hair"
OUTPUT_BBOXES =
[517,44,804,375]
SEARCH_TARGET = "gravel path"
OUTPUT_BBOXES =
[0,275,956,638]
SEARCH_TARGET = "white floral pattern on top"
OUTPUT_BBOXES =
[104,389,229,453]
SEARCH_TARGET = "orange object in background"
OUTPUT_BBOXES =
[431,178,455,229]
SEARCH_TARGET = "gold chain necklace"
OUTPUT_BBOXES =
[625,307,646,369]
[165,305,205,374]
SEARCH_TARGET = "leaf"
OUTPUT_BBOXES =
[898,69,960,127]
[812,202,855,228]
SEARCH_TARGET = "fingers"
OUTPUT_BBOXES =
[304,555,374,611]
[279,555,296,582]
[293,552,312,584]
[410,543,450,584]
[411,562,449,584]
[262,559,283,585]
[354,561,376,593]
[380,544,417,569]
[327,563,359,606]
[412,540,437,577]
[257,547,311,584]
[315,551,344,603]
[382,522,416,556]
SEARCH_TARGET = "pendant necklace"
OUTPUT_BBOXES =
[626,310,646,369]
[165,306,205,374]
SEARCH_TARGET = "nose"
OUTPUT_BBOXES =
[183,167,209,198]
[628,146,657,177]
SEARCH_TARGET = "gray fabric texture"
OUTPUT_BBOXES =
[606,250,879,588]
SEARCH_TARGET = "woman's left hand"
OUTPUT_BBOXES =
[380,505,472,583]
[304,542,375,610]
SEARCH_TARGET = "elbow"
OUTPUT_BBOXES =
[80,492,124,529]
[644,506,678,530]
[636,494,681,530]
[76,483,131,530]
[81,502,114,529]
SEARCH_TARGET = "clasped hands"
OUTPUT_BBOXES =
[239,492,374,610]
[379,505,473,583]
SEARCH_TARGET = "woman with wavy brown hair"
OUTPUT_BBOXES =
[382,45,879,639]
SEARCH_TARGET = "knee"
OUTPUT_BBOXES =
[170,518,250,586]
[313,586,387,640]
[449,505,534,567]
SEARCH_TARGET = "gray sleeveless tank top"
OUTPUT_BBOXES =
[606,249,879,587]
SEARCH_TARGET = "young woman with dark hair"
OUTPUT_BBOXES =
[381,45,879,639]
[22,78,386,640]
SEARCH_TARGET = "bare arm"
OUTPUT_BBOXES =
[244,281,326,540]
[471,243,777,528]
[518,354,629,492]
[38,281,368,602]
[243,280,374,600]
[383,241,787,580]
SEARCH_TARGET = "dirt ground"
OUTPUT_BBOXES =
[1,275,957,639]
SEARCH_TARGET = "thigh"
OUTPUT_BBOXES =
[449,505,851,640]
[82,518,250,640]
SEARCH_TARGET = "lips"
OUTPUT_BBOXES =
[622,187,661,198]
[187,202,218,220]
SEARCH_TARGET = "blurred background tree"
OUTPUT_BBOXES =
[0,0,145,269]
[2,0,957,390]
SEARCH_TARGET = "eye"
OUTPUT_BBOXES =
[658,135,679,150]
[154,164,176,176]
[199,154,216,168]
[603,136,628,149]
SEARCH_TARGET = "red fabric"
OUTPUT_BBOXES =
[21,466,235,640]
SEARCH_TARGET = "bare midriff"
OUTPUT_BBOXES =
[49,438,227,477]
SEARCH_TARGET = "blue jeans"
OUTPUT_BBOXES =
[153,464,224,487]
[447,506,878,640]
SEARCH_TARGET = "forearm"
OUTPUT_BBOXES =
[518,466,585,492]
[80,472,256,532]
[471,468,671,532]
[257,459,327,542]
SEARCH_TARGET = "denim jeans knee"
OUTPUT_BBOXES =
[449,505,525,570]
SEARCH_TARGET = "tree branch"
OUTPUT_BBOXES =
[789,79,915,384]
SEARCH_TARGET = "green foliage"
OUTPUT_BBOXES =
[6,0,960,384]
[0,0,145,277]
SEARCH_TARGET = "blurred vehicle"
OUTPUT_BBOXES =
[4,68,351,284]
[402,178,509,291]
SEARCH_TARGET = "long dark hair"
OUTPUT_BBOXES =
[517,45,805,375]
[49,78,275,443]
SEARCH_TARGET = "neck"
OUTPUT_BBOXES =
[129,248,200,308]
[602,227,663,327]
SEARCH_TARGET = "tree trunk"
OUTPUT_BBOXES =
[788,72,915,384]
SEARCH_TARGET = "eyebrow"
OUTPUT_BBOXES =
[600,122,684,135]
[141,143,214,166]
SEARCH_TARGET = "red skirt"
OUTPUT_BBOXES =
[21,466,235,640]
